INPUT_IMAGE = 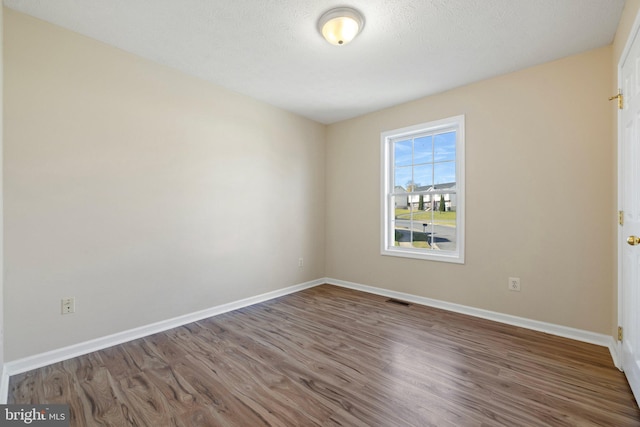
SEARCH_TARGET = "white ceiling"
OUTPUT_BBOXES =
[3,0,626,124]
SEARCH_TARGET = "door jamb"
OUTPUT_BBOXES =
[616,7,640,371]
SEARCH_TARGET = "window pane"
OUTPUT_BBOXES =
[393,195,411,247]
[434,132,456,162]
[391,220,402,247]
[434,161,455,185]
[412,215,432,249]
[424,193,433,209]
[394,166,412,190]
[394,139,413,167]
[413,164,433,189]
[417,221,433,249]
[413,135,433,164]
[429,211,457,251]
[393,195,410,219]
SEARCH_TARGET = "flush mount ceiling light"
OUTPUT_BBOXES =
[318,7,365,46]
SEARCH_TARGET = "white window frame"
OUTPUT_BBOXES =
[380,115,465,263]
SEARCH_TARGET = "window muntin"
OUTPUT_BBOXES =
[381,116,464,263]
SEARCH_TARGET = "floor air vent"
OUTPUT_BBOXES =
[386,298,411,306]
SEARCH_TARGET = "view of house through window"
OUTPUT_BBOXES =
[381,116,464,263]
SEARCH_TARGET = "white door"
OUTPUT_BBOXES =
[620,23,640,403]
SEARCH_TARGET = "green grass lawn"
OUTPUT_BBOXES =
[395,208,456,223]
[394,241,430,248]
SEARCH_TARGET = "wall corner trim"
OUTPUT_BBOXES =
[609,337,623,370]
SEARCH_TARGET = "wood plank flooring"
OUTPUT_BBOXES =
[9,284,640,426]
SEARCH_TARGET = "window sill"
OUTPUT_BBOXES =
[381,247,464,264]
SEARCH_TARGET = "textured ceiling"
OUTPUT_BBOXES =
[3,0,625,124]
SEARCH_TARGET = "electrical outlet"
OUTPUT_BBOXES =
[298,257,304,267]
[61,297,75,314]
[508,277,521,292]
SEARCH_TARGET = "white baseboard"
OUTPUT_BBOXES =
[325,277,616,353]
[609,337,623,370]
[0,278,324,403]
[0,276,619,403]
[0,367,7,405]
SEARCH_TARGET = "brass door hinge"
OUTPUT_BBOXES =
[618,326,623,342]
[610,89,624,110]
[619,210,624,226]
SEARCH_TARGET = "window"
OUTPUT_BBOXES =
[381,115,465,263]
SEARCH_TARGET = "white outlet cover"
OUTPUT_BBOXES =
[61,297,75,314]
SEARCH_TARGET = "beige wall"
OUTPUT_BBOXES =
[326,46,614,334]
[610,1,640,338]
[3,9,326,361]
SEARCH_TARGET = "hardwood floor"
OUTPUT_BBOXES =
[9,284,640,426]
